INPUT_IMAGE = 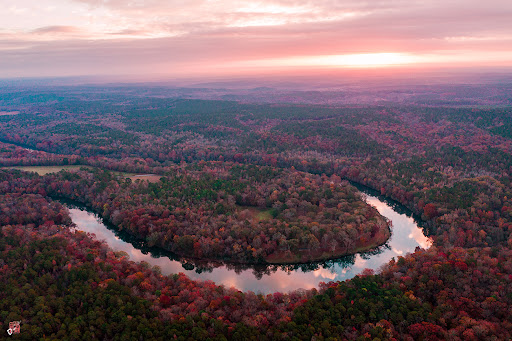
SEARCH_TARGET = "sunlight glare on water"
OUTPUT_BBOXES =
[66,191,431,293]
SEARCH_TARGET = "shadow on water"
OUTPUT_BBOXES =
[55,180,426,279]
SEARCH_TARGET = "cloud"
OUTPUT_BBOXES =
[108,29,152,36]
[313,268,337,280]
[32,25,81,34]
[0,0,511,77]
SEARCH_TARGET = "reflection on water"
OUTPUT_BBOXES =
[64,188,432,294]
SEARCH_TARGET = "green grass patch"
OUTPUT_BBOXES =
[237,206,274,221]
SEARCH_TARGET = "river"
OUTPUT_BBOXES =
[64,189,432,294]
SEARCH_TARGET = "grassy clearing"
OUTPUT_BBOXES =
[128,174,161,183]
[2,165,161,182]
[255,209,273,221]
[3,165,93,175]
[237,206,274,221]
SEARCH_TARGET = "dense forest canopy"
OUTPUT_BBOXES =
[1,82,512,339]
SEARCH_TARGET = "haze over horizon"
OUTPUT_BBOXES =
[1,0,512,80]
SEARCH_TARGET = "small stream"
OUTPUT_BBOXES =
[63,188,431,294]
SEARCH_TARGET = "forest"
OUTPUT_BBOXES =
[1,84,512,339]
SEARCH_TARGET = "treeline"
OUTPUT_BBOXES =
[0,192,302,340]
[1,163,389,264]
[2,93,512,339]
[3,186,511,339]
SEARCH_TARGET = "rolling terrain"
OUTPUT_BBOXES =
[1,82,512,339]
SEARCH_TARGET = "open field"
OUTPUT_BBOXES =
[3,165,160,182]
[127,174,161,183]
[3,165,93,175]
[237,206,274,221]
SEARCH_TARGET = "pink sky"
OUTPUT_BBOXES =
[1,0,512,79]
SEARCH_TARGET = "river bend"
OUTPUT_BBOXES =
[64,190,431,293]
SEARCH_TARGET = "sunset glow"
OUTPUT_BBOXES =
[1,0,511,78]
[241,53,422,69]
[313,53,419,67]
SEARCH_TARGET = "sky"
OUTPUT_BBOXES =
[1,0,512,79]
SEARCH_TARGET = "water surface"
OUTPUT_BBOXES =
[65,190,431,293]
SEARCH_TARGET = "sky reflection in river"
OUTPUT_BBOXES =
[67,193,431,294]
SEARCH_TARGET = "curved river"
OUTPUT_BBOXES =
[64,188,432,294]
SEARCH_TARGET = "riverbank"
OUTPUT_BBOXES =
[61,190,430,293]
[264,219,391,264]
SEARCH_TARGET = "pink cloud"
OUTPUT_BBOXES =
[32,25,81,34]
[0,0,511,78]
